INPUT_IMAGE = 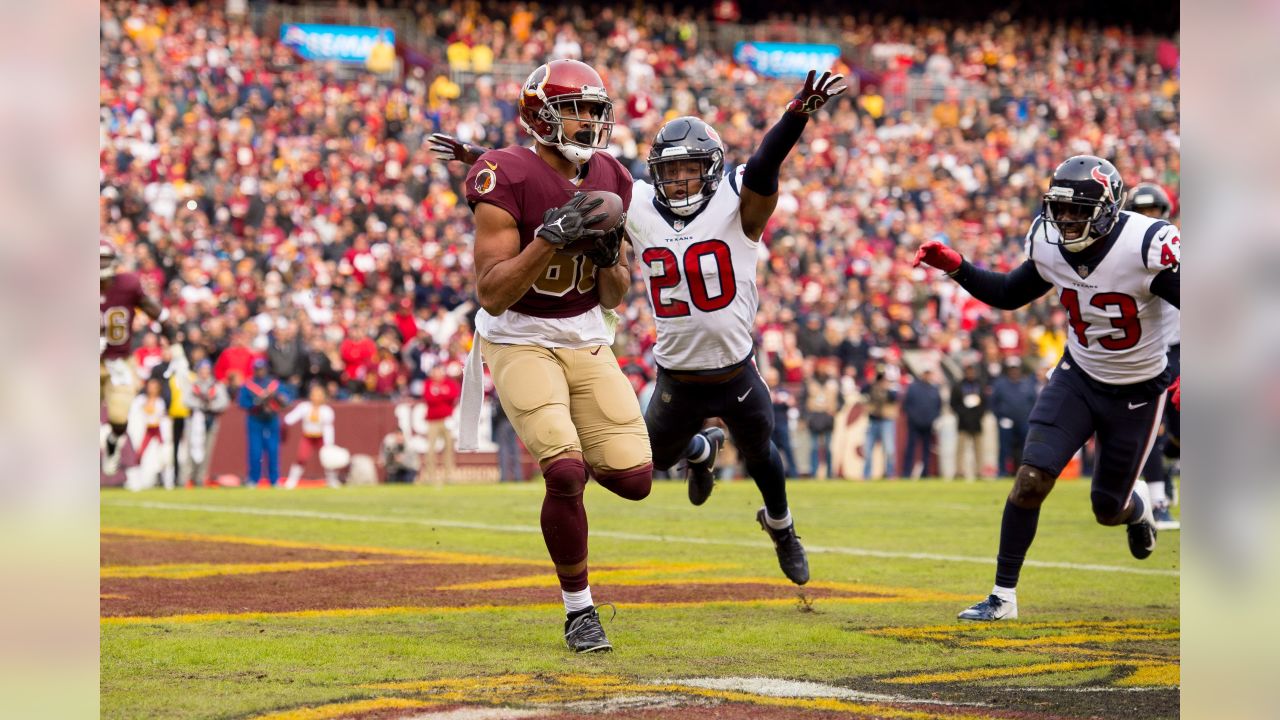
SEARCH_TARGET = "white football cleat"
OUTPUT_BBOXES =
[958,594,1018,621]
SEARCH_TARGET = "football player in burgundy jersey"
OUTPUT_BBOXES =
[458,60,652,653]
[100,238,176,476]
[433,70,847,588]
[915,156,1181,621]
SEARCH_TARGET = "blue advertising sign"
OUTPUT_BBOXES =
[733,42,841,79]
[280,24,393,64]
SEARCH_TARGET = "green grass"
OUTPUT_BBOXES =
[100,479,1179,720]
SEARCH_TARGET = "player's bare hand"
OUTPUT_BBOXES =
[785,70,848,115]
[912,241,963,274]
[428,133,486,165]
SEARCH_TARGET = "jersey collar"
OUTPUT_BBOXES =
[1056,213,1129,279]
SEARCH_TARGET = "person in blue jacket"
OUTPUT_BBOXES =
[239,358,290,488]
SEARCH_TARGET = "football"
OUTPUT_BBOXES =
[557,189,625,254]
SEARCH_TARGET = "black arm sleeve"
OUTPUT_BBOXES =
[949,259,1054,310]
[1151,268,1180,308]
[741,112,809,196]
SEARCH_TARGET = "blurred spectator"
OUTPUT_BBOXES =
[950,364,989,481]
[490,389,523,483]
[804,362,839,478]
[862,370,900,480]
[283,384,339,489]
[991,357,1039,478]
[129,377,171,489]
[765,366,799,478]
[186,360,229,487]
[268,321,306,395]
[902,369,942,478]
[240,359,289,488]
[380,429,418,484]
[419,363,460,486]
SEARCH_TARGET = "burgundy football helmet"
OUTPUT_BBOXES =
[100,238,119,279]
[519,59,614,164]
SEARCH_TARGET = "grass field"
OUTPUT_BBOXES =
[100,478,1179,720]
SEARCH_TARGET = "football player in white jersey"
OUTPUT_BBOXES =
[1128,183,1181,530]
[429,70,846,585]
[914,156,1181,621]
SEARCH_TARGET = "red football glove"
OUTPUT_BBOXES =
[1169,376,1180,410]
[912,241,963,274]
[785,70,847,115]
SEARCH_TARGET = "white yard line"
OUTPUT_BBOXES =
[103,500,1179,577]
[671,677,978,707]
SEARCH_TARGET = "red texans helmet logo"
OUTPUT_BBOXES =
[1091,165,1117,202]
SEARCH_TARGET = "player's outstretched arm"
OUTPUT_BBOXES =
[429,133,489,165]
[739,70,847,239]
[914,241,1053,310]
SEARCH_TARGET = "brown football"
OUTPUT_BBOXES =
[557,189,625,255]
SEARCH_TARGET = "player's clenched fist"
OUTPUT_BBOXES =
[912,240,964,274]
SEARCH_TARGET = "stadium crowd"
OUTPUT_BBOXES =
[100,0,1179,479]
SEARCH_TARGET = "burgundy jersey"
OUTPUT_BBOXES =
[100,272,147,360]
[465,147,633,319]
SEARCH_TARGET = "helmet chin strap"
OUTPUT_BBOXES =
[1061,229,1100,252]
[556,142,594,165]
[666,192,706,216]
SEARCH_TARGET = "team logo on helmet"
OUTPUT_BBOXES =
[1090,165,1117,203]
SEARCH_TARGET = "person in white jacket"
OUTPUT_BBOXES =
[127,377,171,490]
[283,384,338,488]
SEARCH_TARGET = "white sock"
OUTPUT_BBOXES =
[763,508,793,530]
[992,585,1017,603]
[1149,482,1168,506]
[562,586,594,614]
[687,434,710,464]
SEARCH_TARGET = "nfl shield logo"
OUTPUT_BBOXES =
[1077,265,1090,278]
[673,220,684,231]
[661,392,672,403]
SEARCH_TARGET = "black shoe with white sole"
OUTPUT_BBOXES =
[686,427,725,506]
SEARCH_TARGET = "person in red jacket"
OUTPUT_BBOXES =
[339,323,377,394]
[418,362,461,486]
[213,329,257,389]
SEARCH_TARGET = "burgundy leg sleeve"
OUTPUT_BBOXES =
[593,463,654,501]
[540,457,590,591]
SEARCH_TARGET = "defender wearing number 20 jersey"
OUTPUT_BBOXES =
[628,164,761,372]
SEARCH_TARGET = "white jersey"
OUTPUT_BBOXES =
[285,401,335,445]
[1165,306,1181,347]
[627,165,761,371]
[1026,211,1180,385]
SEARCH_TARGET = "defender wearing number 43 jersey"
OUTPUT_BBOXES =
[914,155,1181,621]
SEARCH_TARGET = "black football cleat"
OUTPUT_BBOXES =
[756,508,810,585]
[564,605,613,653]
[686,427,725,506]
